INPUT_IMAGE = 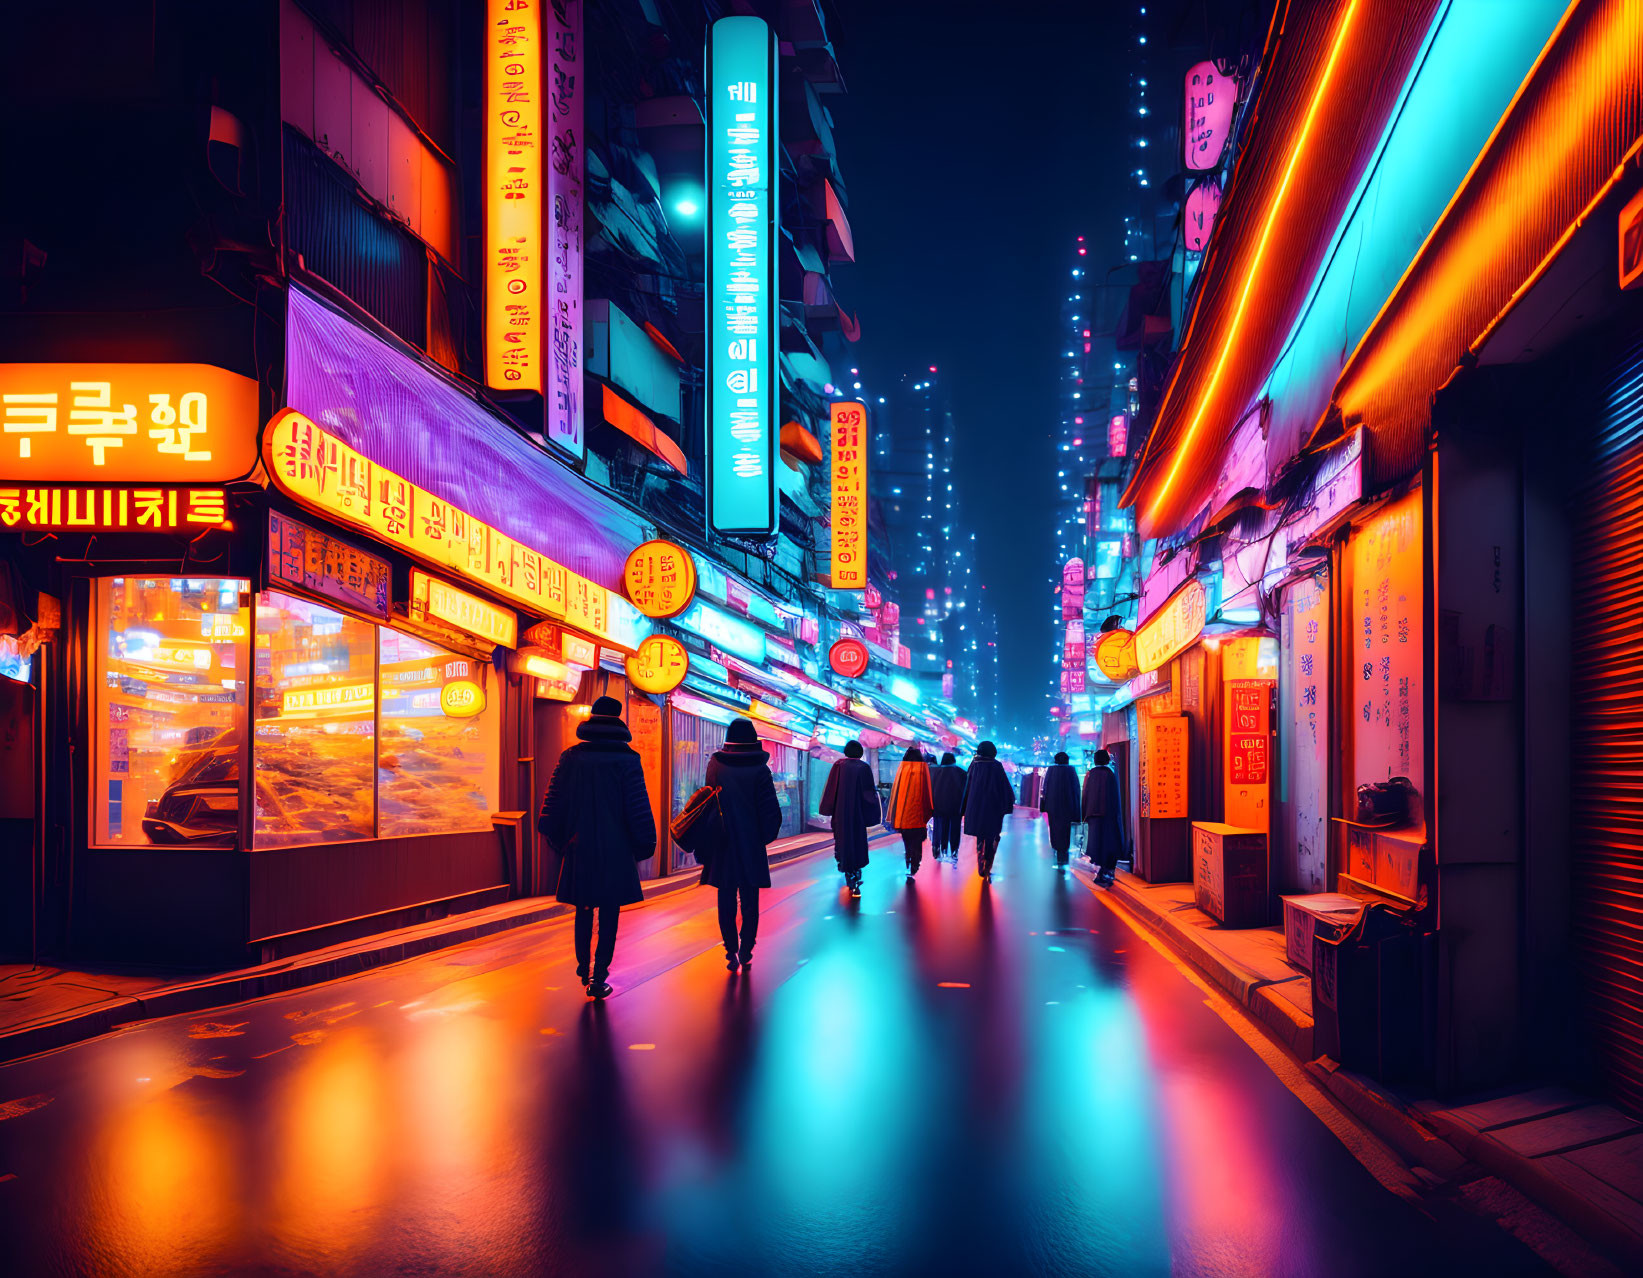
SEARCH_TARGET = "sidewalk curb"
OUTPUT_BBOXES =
[1084,864,1643,1272]
[0,832,854,1066]
[1087,866,1315,1059]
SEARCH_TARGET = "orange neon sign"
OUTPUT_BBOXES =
[625,634,690,695]
[264,409,624,647]
[485,0,543,392]
[0,485,228,532]
[830,401,869,589]
[0,363,258,482]
[1146,0,1360,531]
[624,540,697,618]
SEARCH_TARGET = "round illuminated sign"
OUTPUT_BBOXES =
[440,680,486,718]
[829,637,870,679]
[1093,629,1139,682]
[626,633,690,695]
[623,539,698,619]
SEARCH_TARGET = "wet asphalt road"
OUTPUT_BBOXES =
[0,817,1552,1277]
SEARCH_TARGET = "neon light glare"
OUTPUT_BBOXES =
[1147,0,1360,529]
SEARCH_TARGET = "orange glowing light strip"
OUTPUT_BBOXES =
[1146,0,1360,530]
[485,0,543,392]
[1332,0,1622,419]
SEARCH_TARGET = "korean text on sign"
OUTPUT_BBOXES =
[0,363,259,481]
[265,408,623,646]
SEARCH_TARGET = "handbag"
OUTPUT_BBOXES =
[670,784,725,856]
[1355,776,1414,825]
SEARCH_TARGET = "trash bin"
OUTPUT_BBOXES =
[1313,902,1433,1083]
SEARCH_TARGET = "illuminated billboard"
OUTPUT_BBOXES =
[485,0,542,392]
[706,16,778,537]
[830,401,868,587]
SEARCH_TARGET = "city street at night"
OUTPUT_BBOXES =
[0,821,1557,1277]
[5,0,1643,1273]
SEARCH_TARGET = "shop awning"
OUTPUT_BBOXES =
[285,287,650,594]
[602,385,688,475]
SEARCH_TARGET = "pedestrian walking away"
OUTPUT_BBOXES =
[963,740,1015,881]
[700,717,784,972]
[1082,748,1126,887]
[820,739,880,896]
[1039,750,1081,869]
[929,750,966,861]
[888,746,935,877]
[536,695,656,999]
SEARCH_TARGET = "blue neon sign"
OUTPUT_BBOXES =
[706,16,778,537]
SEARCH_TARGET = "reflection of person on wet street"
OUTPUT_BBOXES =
[888,746,934,878]
[820,739,880,897]
[701,717,784,972]
[1039,751,1081,869]
[1082,748,1125,887]
[930,751,966,861]
[963,741,1015,881]
[537,695,656,999]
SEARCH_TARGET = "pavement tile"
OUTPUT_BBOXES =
[1490,1105,1643,1159]
[1561,1131,1643,1207]
[1442,1085,1591,1133]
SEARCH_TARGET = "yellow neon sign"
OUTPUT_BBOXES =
[265,409,624,647]
[485,0,543,392]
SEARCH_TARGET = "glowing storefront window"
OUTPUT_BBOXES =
[93,577,249,846]
[253,591,376,848]
[378,629,498,837]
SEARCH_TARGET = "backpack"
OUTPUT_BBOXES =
[670,784,725,857]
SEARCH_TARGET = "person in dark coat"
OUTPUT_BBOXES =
[887,745,935,877]
[820,740,880,896]
[1039,751,1082,869]
[700,718,784,971]
[962,741,1015,881]
[537,696,656,998]
[1082,748,1125,887]
[929,751,966,861]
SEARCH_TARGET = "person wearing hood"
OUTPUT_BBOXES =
[819,740,880,896]
[1082,748,1126,887]
[887,746,935,877]
[962,741,1015,881]
[537,696,656,999]
[929,751,967,861]
[700,718,784,971]
[1039,751,1082,869]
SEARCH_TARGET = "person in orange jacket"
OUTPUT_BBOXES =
[887,745,935,878]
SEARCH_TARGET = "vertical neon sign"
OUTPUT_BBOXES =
[707,17,777,537]
[485,0,542,392]
[830,400,868,588]
[546,0,584,458]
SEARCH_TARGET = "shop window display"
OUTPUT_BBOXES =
[94,577,250,845]
[253,591,376,847]
[378,629,498,837]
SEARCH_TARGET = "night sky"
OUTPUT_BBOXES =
[828,0,1131,743]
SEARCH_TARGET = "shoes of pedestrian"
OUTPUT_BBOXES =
[739,953,754,969]
[586,979,613,1000]
[850,884,861,897]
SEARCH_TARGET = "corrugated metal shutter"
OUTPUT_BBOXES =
[1570,332,1643,1119]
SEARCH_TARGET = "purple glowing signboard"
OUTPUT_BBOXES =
[1184,61,1237,172]
[1185,179,1223,253]
[547,0,584,459]
[1062,557,1085,623]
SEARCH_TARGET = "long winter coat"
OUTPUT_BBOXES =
[887,757,934,831]
[1039,762,1081,825]
[962,756,1016,839]
[1082,763,1126,861]
[929,763,967,817]
[820,756,880,872]
[537,717,656,907]
[700,746,784,890]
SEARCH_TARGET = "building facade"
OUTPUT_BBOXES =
[0,0,983,969]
